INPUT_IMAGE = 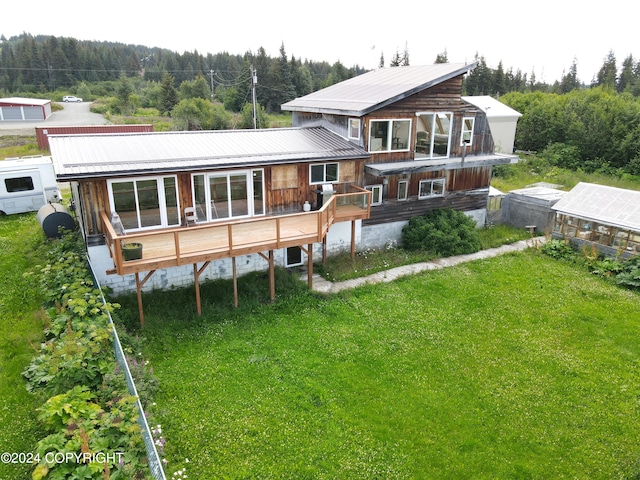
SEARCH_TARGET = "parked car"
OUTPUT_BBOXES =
[62,96,83,102]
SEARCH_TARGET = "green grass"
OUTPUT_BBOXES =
[0,213,47,480]
[116,251,640,479]
[492,153,640,193]
[315,225,531,282]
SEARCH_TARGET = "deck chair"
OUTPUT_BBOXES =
[184,206,198,227]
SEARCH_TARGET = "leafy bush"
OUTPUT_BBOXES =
[541,239,576,260]
[32,385,147,480]
[402,208,482,257]
[616,256,640,289]
[23,231,152,479]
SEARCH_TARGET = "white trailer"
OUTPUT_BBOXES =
[0,156,61,215]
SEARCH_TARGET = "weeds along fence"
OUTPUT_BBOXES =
[90,264,167,480]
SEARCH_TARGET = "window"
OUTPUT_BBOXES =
[310,163,339,184]
[348,118,360,140]
[192,169,264,222]
[108,175,180,231]
[369,119,411,152]
[5,176,34,192]
[418,179,445,199]
[415,112,453,158]
[397,180,408,201]
[461,117,475,146]
[365,185,383,206]
[285,246,304,267]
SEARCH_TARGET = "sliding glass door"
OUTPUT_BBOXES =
[108,176,180,231]
[193,169,264,222]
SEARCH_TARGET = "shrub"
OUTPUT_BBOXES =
[402,208,482,257]
[616,256,640,289]
[541,239,575,260]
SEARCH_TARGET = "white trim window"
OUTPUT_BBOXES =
[348,118,361,140]
[108,175,180,231]
[192,168,264,222]
[397,180,408,201]
[415,112,453,158]
[284,246,304,267]
[310,163,339,184]
[365,184,383,206]
[369,119,411,152]
[418,179,445,199]
[461,116,475,146]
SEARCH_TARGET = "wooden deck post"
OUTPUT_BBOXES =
[258,251,276,301]
[269,250,275,301]
[193,261,210,315]
[135,270,156,327]
[232,257,238,308]
[322,236,328,264]
[307,243,313,289]
[351,220,356,259]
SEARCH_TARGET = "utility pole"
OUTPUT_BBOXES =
[208,69,215,102]
[251,66,258,129]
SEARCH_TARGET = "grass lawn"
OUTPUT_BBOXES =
[0,214,47,480]
[116,251,640,479]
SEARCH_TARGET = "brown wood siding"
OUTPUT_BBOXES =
[365,189,489,226]
[363,75,494,158]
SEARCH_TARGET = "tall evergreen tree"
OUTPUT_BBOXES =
[596,50,617,88]
[159,72,178,115]
[434,50,448,63]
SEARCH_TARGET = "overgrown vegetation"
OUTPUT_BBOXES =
[541,238,640,291]
[20,231,152,479]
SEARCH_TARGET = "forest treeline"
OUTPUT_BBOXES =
[4,33,640,105]
[1,33,639,175]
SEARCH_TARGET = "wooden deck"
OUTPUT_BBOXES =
[101,187,370,325]
[103,188,371,277]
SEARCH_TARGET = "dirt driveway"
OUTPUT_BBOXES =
[0,102,109,136]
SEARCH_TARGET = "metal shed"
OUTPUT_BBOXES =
[502,185,567,233]
[0,97,52,121]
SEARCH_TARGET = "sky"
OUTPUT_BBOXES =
[3,1,638,85]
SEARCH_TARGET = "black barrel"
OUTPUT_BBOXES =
[36,203,76,238]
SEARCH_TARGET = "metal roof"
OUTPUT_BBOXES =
[552,182,640,231]
[461,96,522,119]
[282,63,476,116]
[49,127,370,180]
[0,97,52,106]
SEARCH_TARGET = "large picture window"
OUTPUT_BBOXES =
[192,169,264,222]
[108,175,180,231]
[369,119,411,152]
[415,112,453,158]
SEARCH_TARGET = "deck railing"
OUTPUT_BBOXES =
[102,186,370,275]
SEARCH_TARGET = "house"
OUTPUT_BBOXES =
[282,63,520,247]
[48,127,372,323]
[551,182,640,257]
[0,97,52,121]
[48,63,520,323]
